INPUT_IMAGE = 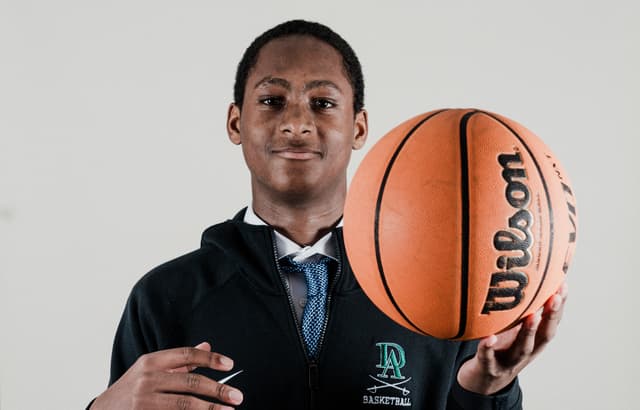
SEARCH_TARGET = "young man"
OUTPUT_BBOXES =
[89,20,567,409]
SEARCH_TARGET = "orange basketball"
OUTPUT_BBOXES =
[343,109,578,340]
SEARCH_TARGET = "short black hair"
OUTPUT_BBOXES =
[233,19,364,113]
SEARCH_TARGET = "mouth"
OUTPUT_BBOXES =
[271,148,322,160]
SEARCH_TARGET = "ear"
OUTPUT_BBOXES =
[227,103,242,145]
[352,109,368,150]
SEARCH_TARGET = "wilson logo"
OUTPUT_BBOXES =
[483,152,531,314]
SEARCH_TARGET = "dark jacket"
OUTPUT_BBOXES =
[105,211,522,409]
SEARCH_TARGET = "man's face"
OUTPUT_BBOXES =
[227,35,368,203]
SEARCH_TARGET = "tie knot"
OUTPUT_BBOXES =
[280,255,331,296]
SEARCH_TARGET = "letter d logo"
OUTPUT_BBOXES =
[376,342,406,380]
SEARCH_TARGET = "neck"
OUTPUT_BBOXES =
[251,187,345,246]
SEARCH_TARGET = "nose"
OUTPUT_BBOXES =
[279,101,314,136]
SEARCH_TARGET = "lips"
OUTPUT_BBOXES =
[272,148,322,160]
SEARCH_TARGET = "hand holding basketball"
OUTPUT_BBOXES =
[457,280,569,395]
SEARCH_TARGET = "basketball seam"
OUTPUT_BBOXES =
[452,110,478,340]
[374,109,448,337]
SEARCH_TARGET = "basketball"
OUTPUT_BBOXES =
[343,109,578,340]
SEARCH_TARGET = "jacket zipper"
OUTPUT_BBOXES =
[314,233,342,360]
[270,230,343,410]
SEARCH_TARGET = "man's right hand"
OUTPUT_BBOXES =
[90,342,244,410]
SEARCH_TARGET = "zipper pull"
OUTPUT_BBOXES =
[308,363,319,390]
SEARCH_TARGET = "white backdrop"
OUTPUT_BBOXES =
[1,1,638,409]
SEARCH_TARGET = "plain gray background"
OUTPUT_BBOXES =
[1,1,638,409]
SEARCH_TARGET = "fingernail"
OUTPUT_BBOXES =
[552,295,562,311]
[219,356,233,368]
[531,309,542,327]
[228,388,243,404]
[533,311,542,327]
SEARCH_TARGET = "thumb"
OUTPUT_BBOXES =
[476,335,498,369]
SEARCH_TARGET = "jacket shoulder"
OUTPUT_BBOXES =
[129,220,242,316]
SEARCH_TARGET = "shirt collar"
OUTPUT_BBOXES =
[244,206,340,262]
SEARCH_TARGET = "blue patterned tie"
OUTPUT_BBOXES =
[280,255,331,360]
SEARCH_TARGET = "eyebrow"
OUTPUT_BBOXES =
[254,76,290,90]
[253,77,342,93]
[304,80,342,93]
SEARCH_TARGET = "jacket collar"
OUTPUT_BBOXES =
[200,209,360,295]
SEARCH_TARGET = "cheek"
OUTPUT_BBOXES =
[240,110,275,138]
[322,122,357,153]
[325,140,354,170]
[240,138,267,174]
[335,147,353,166]
[240,121,273,162]
[247,150,270,172]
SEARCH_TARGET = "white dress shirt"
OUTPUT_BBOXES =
[243,206,341,322]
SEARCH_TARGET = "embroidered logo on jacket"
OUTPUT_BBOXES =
[362,342,412,407]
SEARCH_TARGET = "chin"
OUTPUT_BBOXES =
[269,179,325,202]
[277,184,318,200]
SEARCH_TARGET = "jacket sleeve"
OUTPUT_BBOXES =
[446,341,523,410]
[86,282,158,409]
[108,279,164,385]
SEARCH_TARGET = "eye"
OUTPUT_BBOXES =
[311,98,335,110]
[259,96,285,107]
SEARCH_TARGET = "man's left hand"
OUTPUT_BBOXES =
[457,280,569,395]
